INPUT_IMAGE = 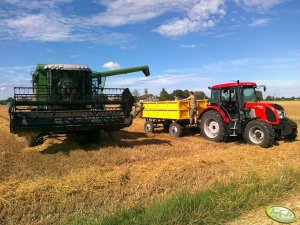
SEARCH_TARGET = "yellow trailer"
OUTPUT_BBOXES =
[140,100,208,137]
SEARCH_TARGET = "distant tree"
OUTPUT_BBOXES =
[171,89,186,99]
[132,89,140,102]
[144,88,149,95]
[265,95,274,101]
[0,97,14,105]
[159,88,170,101]
[194,91,207,99]
[183,89,189,98]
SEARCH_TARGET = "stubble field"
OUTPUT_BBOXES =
[0,101,299,224]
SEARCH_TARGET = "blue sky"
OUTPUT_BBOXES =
[0,0,299,99]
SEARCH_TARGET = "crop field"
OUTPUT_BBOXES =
[0,101,300,224]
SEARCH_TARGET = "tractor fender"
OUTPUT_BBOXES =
[242,118,258,129]
[199,106,230,123]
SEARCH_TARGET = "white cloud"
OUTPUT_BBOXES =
[5,13,73,41]
[1,0,227,40]
[84,0,226,37]
[234,0,285,10]
[179,44,197,48]
[248,18,270,27]
[103,62,120,70]
[0,1,136,46]
[0,0,289,43]
[155,0,225,37]
[0,87,8,91]
[2,0,73,10]
[85,0,191,27]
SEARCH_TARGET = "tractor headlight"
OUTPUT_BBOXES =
[276,110,285,119]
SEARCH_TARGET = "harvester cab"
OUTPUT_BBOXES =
[9,64,150,147]
[200,81,297,148]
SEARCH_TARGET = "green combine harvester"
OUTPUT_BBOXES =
[8,64,150,147]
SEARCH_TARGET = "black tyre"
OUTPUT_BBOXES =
[27,136,37,147]
[144,121,154,133]
[84,131,101,143]
[200,110,228,142]
[169,123,182,137]
[286,129,297,141]
[284,118,297,141]
[244,120,275,148]
[163,121,171,133]
[26,134,44,147]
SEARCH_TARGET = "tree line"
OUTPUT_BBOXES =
[131,89,300,102]
[0,97,14,105]
[132,88,207,102]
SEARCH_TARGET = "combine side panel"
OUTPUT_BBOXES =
[9,87,134,136]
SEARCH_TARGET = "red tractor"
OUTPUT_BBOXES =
[199,81,297,148]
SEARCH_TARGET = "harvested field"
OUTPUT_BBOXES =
[0,101,299,224]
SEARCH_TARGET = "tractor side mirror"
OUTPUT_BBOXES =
[263,86,266,92]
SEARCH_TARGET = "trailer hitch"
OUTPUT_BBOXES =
[132,103,144,119]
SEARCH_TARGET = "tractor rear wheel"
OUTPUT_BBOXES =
[144,121,154,133]
[169,123,183,137]
[244,120,275,148]
[200,110,227,142]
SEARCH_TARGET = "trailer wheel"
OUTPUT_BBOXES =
[200,110,227,142]
[163,121,171,133]
[244,120,275,148]
[169,123,182,137]
[144,121,154,133]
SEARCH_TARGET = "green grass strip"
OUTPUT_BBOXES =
[70,168,300,225]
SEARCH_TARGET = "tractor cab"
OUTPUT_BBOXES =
[209,82,258,120]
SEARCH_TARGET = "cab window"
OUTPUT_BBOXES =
[243,87,257,102]
[211,89,220,104]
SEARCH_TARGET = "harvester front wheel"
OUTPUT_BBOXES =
[200,110,227,142]
[26,134,44,147]
[27,136,37,147]
[144,121,154,133]
[169,123,182,137]
[244,120,275,148]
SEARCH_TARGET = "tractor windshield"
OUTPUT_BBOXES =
[242,87,257,102]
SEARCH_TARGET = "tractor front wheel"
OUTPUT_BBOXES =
[26,134,44,147]
[244,120,275,148]
[200,110,227,142]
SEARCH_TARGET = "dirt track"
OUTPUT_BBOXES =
[0,104,300,224]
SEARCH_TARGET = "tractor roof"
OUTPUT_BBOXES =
[37,64,91,72]
[210,82,257,89]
